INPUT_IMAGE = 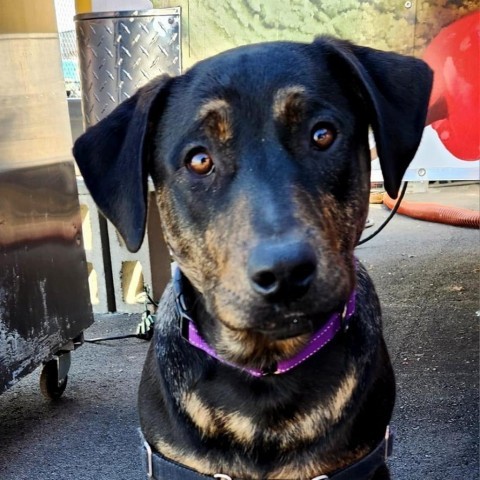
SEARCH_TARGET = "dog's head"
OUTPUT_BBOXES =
[74,37,432,366]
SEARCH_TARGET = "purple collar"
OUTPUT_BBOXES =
[172,264,356,377]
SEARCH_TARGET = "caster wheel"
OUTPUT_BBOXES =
[40,358,68,400]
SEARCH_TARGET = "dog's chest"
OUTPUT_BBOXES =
[154,366,360,478]
[181,365,357,444]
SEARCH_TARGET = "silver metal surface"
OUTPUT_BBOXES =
[0,161,94,393]
[75,8,181,126]
[0,32,93,393]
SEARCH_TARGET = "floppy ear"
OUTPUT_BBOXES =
[315,37,433,198]
[73,75,172,252]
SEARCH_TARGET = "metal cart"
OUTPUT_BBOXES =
[0,26,93,399]
[0,160,94,398]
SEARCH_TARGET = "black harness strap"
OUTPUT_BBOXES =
[141,427,393,480]
[142,439,212,479]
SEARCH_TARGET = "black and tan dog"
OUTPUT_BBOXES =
[74,37,432,479]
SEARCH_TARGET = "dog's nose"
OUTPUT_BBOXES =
[247,240,316,301]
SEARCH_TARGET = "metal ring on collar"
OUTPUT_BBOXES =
[144,440,153,478]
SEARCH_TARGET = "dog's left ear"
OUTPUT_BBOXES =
[314,37,433,198]
[73,75,172,252]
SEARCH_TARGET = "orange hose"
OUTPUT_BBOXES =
[383,194,480,229]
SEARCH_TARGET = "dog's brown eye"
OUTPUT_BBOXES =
[186,151,215,176]
[311,124,336,150]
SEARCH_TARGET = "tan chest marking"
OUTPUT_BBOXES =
[182,391,257,444]
[265,367,358,448]
[181,367,357,447]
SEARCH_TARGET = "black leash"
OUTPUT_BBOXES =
[85,284,157,343]
[358,182,408,246]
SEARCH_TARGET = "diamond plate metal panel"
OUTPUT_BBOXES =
[75,9,181,126]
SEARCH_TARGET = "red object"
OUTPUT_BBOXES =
[423,12,480,160]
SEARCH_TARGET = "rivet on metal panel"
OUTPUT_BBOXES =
[157,22,167,34]
[121,46,132,58]
[120,23,131,35]
[149,32,159,45]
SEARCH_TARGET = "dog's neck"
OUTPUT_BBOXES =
[171,263,356,377]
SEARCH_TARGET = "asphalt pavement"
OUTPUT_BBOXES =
[0,183,478,480]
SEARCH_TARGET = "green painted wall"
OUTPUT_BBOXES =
[153,0,478,70]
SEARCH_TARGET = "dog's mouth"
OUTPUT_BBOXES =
[251,310,332,341]
[210,300,350,368]
[254,323,312,341]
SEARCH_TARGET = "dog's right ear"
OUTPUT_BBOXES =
[312,37,433,199]
[73,75,172,252]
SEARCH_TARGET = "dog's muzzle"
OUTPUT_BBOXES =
[173,262,356,377]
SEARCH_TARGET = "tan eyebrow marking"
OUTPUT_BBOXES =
[272,85,307,124]
[197,98,232,142]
